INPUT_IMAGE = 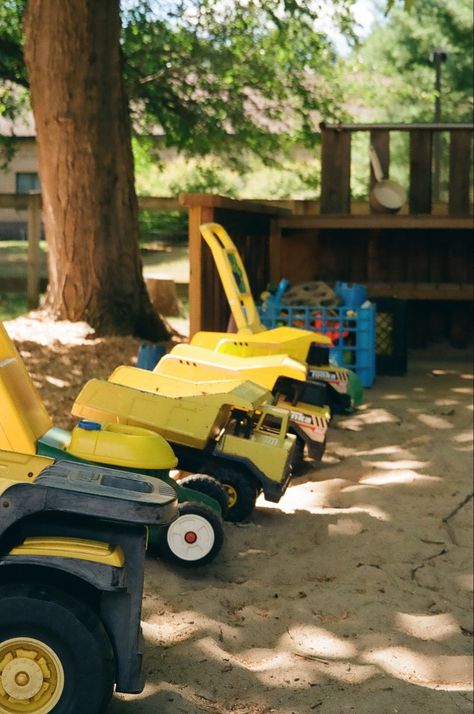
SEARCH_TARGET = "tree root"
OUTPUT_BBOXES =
[410,548,448,581]
[442,492,474,545]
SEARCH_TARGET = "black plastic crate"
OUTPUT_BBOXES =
[373,297,407,376]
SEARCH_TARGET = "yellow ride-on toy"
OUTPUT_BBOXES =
[191,222,364,411]
[0,322,225,567]
[0,449,177,714]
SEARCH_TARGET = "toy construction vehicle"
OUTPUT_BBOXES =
[107,364,330,465]
[190,222,364,412]
[0,322,225,567]
[0,448,177,714]
[73,377,297,522]
[154,341,347,421]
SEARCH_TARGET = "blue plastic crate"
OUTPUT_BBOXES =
[259,302,376,387]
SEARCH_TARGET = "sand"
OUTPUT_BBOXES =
[5,314,473,714]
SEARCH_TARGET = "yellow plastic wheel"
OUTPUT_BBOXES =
[223,484,238,508]
[0,637,64,714]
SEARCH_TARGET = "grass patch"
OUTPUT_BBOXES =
[0,240,48,279]
[0,293,29,320]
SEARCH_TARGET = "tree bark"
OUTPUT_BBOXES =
[23,0,170,338]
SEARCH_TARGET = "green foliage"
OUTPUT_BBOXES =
[138,210,188,244]
[0,0,27,88]
[1,0,355,162]
[133,141,323,201]
[346,0,473,122]
[122,0,353,157]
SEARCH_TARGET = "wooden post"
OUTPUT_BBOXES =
[27,192,42,308]
[320,127,351,214]
[409,130,433,214]
[188,203,214,336]
[448,129,472,215]
[269,218,282,285]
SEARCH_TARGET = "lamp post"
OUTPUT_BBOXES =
[430,49,448,201]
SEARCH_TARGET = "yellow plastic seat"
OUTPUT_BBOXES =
[0,321,177,471]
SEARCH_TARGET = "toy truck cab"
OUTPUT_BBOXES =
[0,449,177,714]
[212,400,295,517]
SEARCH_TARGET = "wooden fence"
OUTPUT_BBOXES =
[1,123,473,346]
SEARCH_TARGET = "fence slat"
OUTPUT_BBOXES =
[320,130,351,213]
[409,130,433,213]
[27,193,42,308]
[449,130,472,215]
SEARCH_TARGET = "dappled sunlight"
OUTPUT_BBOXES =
[453,431,474,444]
[335,408,401,432]
[360,470,441,486]
[382,393,407,400]
[328,517,366,536]
[256,489,391,521]
[44,374,70,388]
[452,386,474,395]
[416,413,454,430]
[455,573,473,592]
[433,398,459,409]
[395,612,461,641]
[362,647,473,690]
[142,618,201,647]
[364,459,430,471]
[282,625,357,659]
[353,445,403,456]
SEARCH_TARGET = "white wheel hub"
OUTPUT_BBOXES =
[167,513,215,562]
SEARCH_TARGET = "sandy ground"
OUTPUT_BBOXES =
[5,314,474,714]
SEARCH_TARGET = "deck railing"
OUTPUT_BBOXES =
[319,122,473,216]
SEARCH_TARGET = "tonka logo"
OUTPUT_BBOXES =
[309,369,337,381]
[290,411,313,425]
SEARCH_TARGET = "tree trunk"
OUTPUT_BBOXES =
[23,0,170,339]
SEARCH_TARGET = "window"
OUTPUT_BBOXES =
[15,172,40,193]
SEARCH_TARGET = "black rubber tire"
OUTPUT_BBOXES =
[178,473,229,517]
[290,435,306,475]
[209,465,258,522]
[156,501,224,567]
[0,582,114,714]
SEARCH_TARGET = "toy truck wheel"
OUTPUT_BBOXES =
[156,501,224,567]
[211,466,258,522]
[291,436,306,474]
[0,583,114,714]
[177,474,229,517]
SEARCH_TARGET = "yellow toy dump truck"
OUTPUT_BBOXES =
[0,321,225,567]
[0,449,177,714]
[190,222,364,412]
[106,364,330,466]
[73,377,296,522]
